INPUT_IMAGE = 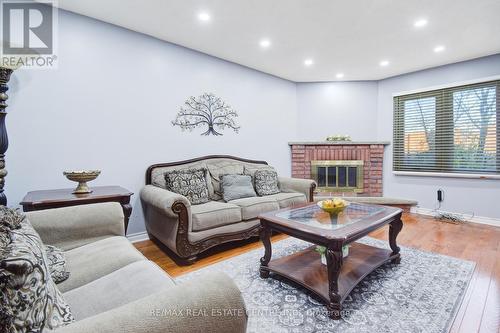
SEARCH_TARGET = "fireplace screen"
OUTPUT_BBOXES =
[311,160,364,192]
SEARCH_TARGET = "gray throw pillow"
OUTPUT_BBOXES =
[221,174,257,202]
[207,163,244,201]
[254,169,280,196]
[164,168,210,205]
[0,207,74,332]
[45,245,70,284]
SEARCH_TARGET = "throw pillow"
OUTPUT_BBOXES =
[254,169,280,196]
[164,168,210,205]
[0,207,74,332]
[244,165,276,186]
[207,163,244,201]
[220,174,257,202]
[45,245,70,284]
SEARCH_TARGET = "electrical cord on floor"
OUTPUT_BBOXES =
[432,198,475,224]
[433,208,475,224]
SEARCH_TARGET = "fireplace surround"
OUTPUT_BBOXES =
[289,141,390,196]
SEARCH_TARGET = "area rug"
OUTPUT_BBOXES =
[176,237,475,333]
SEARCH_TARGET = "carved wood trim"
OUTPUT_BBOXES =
[171,200,260,259]
[145,155,269,185]
[0,68,14,206]
[309,182,316,202]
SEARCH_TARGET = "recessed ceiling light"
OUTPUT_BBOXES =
[197,12,211,22]
[259,39,271,49]
[433,45,445,53]
[414,19,428,28]
[379,60,390,67]
[304,59,314,66]
[336,73,344,79]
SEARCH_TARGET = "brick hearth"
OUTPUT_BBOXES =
[289,141,390,197]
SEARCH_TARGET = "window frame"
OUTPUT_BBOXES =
[393,77,500,179]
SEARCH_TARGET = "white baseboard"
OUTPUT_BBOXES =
[410,207,500,228]
[126,231,150,243]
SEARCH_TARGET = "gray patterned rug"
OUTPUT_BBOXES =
[176,237,475,333]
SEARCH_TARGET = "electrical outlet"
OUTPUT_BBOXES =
[437,189,444,202]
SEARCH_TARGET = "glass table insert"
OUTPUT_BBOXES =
[275,202,386,231]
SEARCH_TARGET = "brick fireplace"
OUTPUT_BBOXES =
[289,141,390,197]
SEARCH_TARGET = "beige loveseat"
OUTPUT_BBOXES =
[141,155,316,264]
[27,202,247,333]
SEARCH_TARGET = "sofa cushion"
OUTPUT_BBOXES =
[191,201,242,232]
[164,168,210,205]
[0,209,74,332]
[265,192,307,208]
[254,169,280,196]
[64,261,174,320]
[221,174,256,202]
[57,236,145,293]
[228,196,280,220]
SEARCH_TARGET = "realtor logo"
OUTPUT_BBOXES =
[1,0,58,68]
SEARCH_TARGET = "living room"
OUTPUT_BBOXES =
[1,1,499,332]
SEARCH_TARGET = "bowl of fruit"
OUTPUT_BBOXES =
[317,198,349,215]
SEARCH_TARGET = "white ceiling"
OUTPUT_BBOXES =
[56,0,500,82]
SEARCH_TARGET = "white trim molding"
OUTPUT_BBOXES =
[393,171,500,180]
[126,231,150,243]
[411,207,500,228]
[393,74,500,97]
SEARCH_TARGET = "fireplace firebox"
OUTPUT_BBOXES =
[311,160,364,193]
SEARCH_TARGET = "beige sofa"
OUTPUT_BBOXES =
[27,202,247,333]
[141,155,316,264]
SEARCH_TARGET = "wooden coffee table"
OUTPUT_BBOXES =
[258,202,403,319]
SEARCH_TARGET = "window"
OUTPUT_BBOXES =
[394,80,500,175]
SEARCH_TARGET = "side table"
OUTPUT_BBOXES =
[20,186,134,233]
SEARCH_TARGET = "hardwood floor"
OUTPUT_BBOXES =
[134,213,500,333]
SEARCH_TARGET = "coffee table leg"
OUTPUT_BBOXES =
[326,247,343,319]
[389,213,403,264]
[259,222,272,278]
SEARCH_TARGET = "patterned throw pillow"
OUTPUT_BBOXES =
[0,207,74,332]
[164,168,210,205]
[45,245,70,284]
[254,169,280,196]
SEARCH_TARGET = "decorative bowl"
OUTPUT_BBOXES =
[317,198,349,215]
[63,170,101,194]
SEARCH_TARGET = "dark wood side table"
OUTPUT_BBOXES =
[20,186,134,233]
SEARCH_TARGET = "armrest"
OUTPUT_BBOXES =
[55,272,247,333]
[26,202,124,251]
[278,176,316,201]
[140,185,191,218]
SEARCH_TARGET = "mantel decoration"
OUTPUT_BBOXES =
[326,134,351,142]
[172,93,240,136]
[0,61,21,205]
[63,170,101,194]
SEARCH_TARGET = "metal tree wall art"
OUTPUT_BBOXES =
[172,93,240,136]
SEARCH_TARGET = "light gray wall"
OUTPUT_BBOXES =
[296,82,378,141]
[377,54,500,219]
[6,9,500,236]
[296,55,500,219]
[7,10,298,234]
